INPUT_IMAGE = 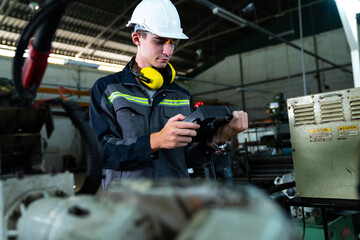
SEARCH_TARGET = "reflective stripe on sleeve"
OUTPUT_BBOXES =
[108,91,150,106]
[108,91,190,107]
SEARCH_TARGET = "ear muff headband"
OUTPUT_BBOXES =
[129,60,176,89]
[166,62,176,84]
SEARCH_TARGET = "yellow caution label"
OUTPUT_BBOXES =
[310,128,331,133]
[309,128,332,142]
[338,125,358,137]
[338,125,357,131]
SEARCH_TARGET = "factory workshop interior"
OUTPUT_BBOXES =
[0,0,359,239]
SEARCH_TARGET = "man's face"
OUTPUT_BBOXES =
[135,31,179,69]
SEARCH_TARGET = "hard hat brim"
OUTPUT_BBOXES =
[127,22,188,40]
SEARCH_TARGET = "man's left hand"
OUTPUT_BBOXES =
[212,110,248,145]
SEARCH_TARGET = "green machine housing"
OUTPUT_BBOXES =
[287,87,360,200]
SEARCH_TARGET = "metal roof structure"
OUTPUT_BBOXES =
[0,0,342,77]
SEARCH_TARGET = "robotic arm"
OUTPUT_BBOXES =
[13,0,70,103]
[9,0,102,195]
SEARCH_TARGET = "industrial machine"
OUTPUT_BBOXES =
[0,176,297,240]
[287,87,360,200]
[268,93,288,124]
[282,89,360,240]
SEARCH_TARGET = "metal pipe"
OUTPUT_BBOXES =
[75,1,138,58]
[240,54,246,111]
[0,0,10,13]
[285,45,293,96]
[298,0,307,95]
[191,63,352,97]
[194,0,352,75]
[310,5,322,93]
[176,75,234,87]
[321,208,330,240]
[0,0,19,28]
[176,75,266,93]
[181,0,324,50]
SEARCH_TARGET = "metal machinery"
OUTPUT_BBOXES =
[287,88,360,200]
[287,88,360,240]
[0,0,298,239]
[0,176,297,240]
[233,93,293,188]
[268,93,288,124]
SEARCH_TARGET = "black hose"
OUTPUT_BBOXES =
[33,0,67,52]
[61,101,102,195]
[12,0,71,103]
[266,181,296,195]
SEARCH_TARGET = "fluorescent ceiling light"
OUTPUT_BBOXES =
[0,44,125,72]
[98,65,124,72]
[242,3,254,13]
[0,47,15,57]
[28,2,40,11]
[213,7,246,27]
[64,59,99,68]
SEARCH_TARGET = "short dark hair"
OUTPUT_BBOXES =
[135,30,148,38]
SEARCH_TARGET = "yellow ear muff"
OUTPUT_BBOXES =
[139,67,164,89]
[167,62,176,84]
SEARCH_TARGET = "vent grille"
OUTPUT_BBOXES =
[320,99,344,123]
[293,103,315,126]
[350,97,360,120]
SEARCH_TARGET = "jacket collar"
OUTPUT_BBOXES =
[122,59,139,86]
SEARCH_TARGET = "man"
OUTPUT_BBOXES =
[89,0,248,189]
[212,138,234,184]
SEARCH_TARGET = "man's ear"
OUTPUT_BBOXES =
[132,32,141,46]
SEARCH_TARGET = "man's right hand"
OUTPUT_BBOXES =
[150,114,200,153]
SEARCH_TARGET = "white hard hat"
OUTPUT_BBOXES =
[126,0,188,39]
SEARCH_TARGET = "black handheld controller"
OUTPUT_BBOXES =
[183,105,233,142]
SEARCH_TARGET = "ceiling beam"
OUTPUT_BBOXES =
[184,0,324,49]
[194,0,352,76]
[75,1,138,58]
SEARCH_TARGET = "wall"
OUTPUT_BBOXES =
[0,56,108,101]
[189,28,353,121]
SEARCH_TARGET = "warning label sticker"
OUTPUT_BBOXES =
[338,125,358,137]
[309,128,332,142]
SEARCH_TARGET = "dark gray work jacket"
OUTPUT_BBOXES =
[89,62,212,189]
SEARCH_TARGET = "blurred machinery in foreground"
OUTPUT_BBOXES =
[0,176,297,240]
